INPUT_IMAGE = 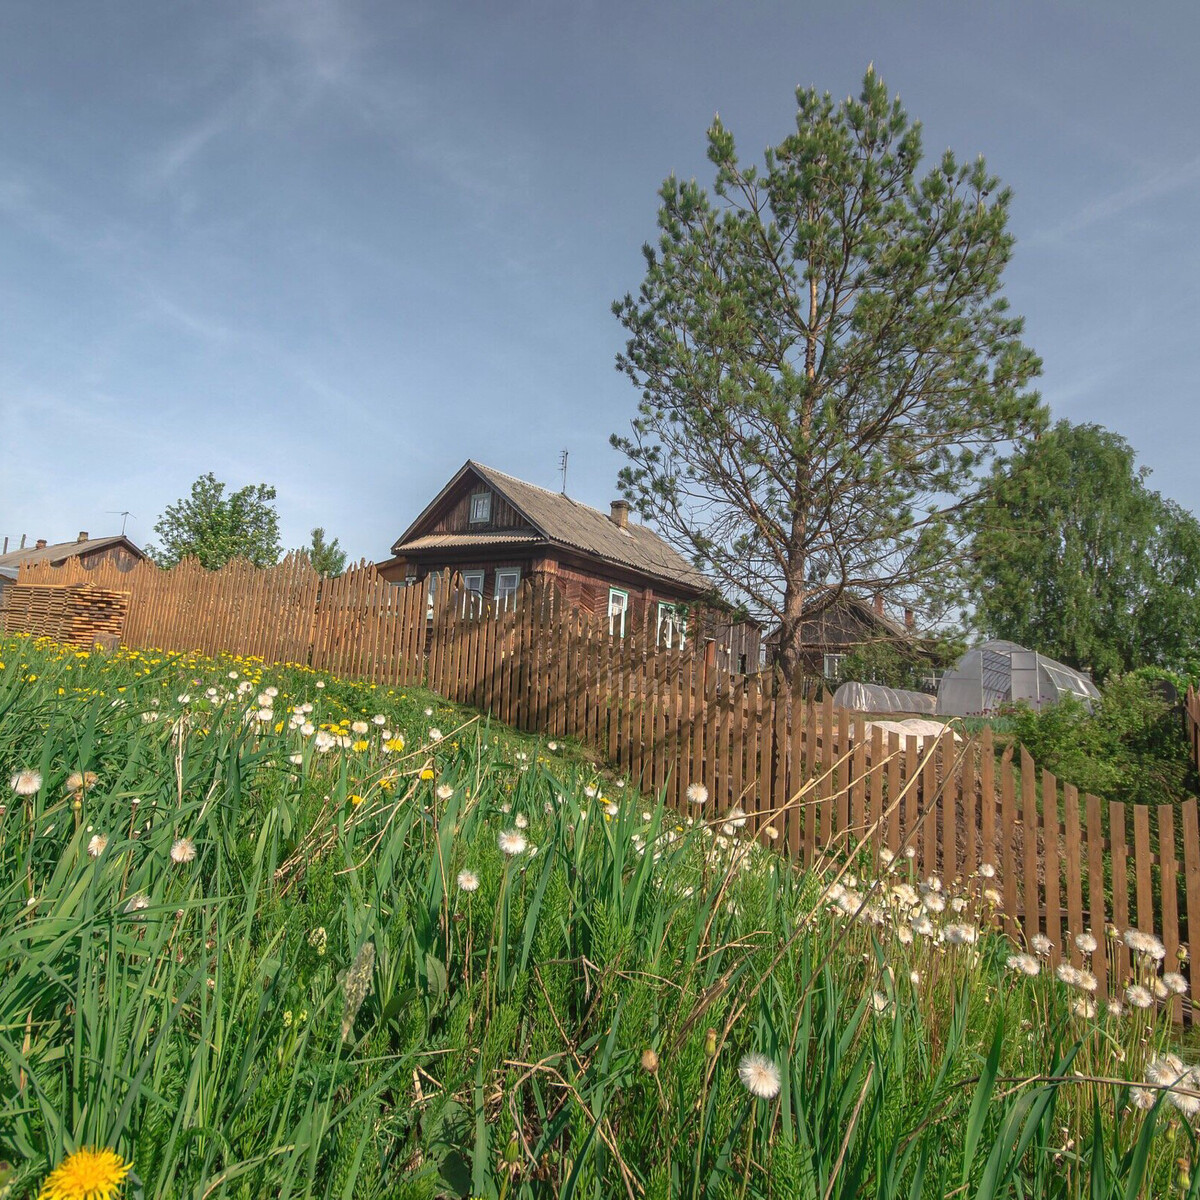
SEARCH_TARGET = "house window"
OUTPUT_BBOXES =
[426,574,437,619]
[461,570,485,615]
[823,652,847,681]
[656,602,687,649]
[608,588,629,637]
[495,568,521,612]
[469,492,492,524]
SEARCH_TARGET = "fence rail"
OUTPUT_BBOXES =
[5,555,1198,1019]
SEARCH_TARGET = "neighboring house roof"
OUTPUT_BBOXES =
[392,460,712,593]
[764,593,911,646]
[0,535,145,570]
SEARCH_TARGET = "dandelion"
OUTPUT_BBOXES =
[583,785,598,799]
[436,783,454,801]
[547,741,559,751]
[640,1047,659,1073]
[87,833,108,858]
[1146,1054,1200,1119]
[340,941,375,1043]
[763,825,780,841]
[737,1052,782,1099]
[1074,932,1098,955]
[65,770,98,796]
[1124,929,1166,961]
[351,720,369,735]
[372,714,387,725]
[1130,1087,1156,1111]
[911,914,935,938]
[423,706,432,716]
[383,737,405,753]
[1007,952,1040,977]
[457,870,480,892]
[514,813,529,829]
[1031,933,1053,958]
[124,894,150,917]
[316,680,325,689]
[1107,999,1125,1018]
[944,923,978,946]
[288,752,304,765]
[983,887,1004,907]
[871,990,892,1014]
[429,728,443,742]
[979,862,996,879]
[1125,983,1154,1009]
[722,806,747,834]
[11,768,42,795]
[879,846,895,867]
[350,794,365,807]
[498,829,528,856]
[170,837,197,864]
[922,892,946,914]
[1070,996,1097,1019]
[36,1146,131,1200]
[314,730,336,752]
[256,707,274,723]
[604,802,619,817]
[1164,971,1189,995]
[686,783,708,805]
[265,686,278,698]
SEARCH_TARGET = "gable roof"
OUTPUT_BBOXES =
[0,535,145,570]
[764,593,912,646]
[393,460,712,593]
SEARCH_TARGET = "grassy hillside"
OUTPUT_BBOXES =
[1,635,1198,1199]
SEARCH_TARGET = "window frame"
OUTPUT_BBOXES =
[823,652,847,681]
[469,492,492,524]
[494,567,521,612]
[608,587,630,638]
[656,601,687,649]
[460,570,485,616]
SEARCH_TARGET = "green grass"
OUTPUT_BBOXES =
[1,634,1199,1199]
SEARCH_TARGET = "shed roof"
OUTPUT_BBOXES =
[393,461,712,594]
[0,535,144,569]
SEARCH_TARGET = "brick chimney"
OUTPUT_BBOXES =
[77,531,89,543]
[609,500,630,529]
[873,592,885,617]
[904,607,915,631]
[35,539,47,550]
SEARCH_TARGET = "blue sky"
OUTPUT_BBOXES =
[1,1,1197,561]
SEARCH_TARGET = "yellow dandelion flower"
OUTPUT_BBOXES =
[420,768,435,781]
[352,739,369,752]
[37,1146,131,1200]
[350,794,365,807]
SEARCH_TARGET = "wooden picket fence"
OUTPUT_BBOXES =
[6,555,1199,1019]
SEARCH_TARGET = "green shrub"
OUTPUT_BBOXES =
[1006,669,1198,804]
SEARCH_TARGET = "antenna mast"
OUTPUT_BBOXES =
[558,449,569,495]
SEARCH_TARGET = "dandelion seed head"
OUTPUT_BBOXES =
[686,783,708,805]
[170,837,197,864]
[498,829,528,856]
[457,870,480,892]
[737,1052,781,1098]
[11,768,42,795]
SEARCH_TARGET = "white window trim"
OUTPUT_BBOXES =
[823,652,846,681]
[608,587,629,637]
[461,570,485,616]
[656,602,686,649]
[469,492,492,524]
[494,568,521,612]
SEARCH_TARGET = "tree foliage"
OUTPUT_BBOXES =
[966,421,1200,679]
[612,68,1044,673]
[148,472,282,570]
[303,527,348,578]
[1006,670,1199,805]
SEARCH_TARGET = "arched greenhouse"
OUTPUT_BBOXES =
[935,639,1100,717]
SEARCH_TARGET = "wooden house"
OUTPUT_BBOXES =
[764,593,917,680]
[0,532,146,599]
[377,461,761,670]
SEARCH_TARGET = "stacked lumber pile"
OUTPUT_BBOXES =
[0,583,129,648]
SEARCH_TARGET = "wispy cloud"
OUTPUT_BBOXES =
[1028,155,1200,246]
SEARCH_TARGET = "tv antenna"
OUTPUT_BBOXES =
[558,449,569,495]
[107,510,135,535]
